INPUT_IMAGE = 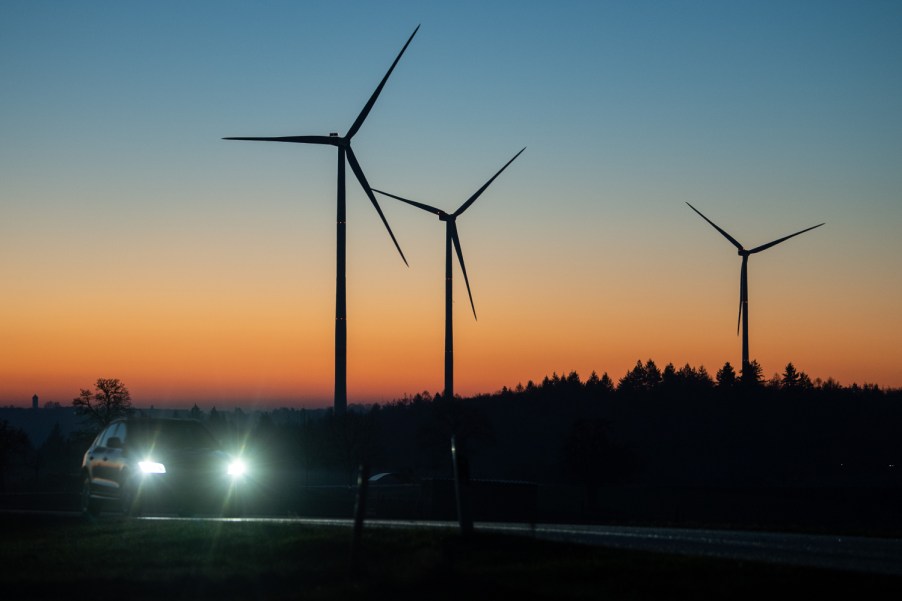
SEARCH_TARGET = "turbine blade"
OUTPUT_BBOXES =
[454,147,526,217]
[346,147,408,266]
[346,25,420,140]
[222,135,334,144]
[450,222,477,320]
[738,256,748,336]
[686,202,744,251]
[372,189,443,216]
[748,222,825,254]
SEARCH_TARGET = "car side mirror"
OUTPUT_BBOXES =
[107,437,123,449]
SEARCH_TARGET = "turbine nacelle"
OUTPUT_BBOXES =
[372,147,525,324]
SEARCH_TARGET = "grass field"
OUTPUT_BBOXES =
[2,514,900,600]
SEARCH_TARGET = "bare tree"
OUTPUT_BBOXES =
[72,378,133,432]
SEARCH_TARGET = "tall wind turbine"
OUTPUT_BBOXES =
[224,27,419,415]
[374,148,525,401]
[686,202,824,375]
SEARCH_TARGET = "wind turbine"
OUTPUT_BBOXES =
[686,202,824,375]
[373,148,525,401]
[224,27,419,415]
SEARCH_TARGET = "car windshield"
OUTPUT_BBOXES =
[129,420,220,452]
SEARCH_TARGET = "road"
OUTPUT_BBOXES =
[133,515,902,576]
[5,506,901,576]
[489,522,902,576]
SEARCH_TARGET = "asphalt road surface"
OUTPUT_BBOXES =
[6,507,900,575]
[489,522,902,576]
[131,515,902,576]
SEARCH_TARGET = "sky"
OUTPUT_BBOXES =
[2,1,901,408]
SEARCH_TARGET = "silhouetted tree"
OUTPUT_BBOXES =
[617,360,647,395]
[189,403,203,420]
[693,364,714,387]
[675,363,714,393]
[766,372,783,390]
[599,372,614,393]
[740,360,764,388]
[72,378,133,433]
[617,359,662,396]
[585,371,615,399]
[798,371,814,391]
[782,363,800,389]
[821,377,843,392]
[541,372,563,396]
[564,370,582,394]
[661,363,678,390]
[644,359,662,390]
[716,362,738,389]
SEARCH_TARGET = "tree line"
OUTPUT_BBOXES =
[1,363,899,496]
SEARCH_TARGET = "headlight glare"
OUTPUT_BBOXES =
[227,459,247,477]
[138,460,166,474]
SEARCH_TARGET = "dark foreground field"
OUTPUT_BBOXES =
[2,514,900,600]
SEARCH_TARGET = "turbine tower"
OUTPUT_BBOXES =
[686,202,824,375]
[224,27,419,414]
[374,148,525,401]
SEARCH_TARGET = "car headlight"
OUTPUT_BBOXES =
[138,460,166,474]
[227,459,247,478]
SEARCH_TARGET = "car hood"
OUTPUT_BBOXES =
[130,447,231,469]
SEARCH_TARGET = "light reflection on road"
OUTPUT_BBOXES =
[6,509,899,576]
[132,515,902,576]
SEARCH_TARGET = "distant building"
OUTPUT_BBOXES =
[32,394,39,411]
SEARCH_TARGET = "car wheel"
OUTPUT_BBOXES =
[120,475,143,517]
[81,477,101,518]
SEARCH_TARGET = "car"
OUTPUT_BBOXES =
[80,417,249,517]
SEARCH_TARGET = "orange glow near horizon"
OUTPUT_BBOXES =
[4,256,899,410]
